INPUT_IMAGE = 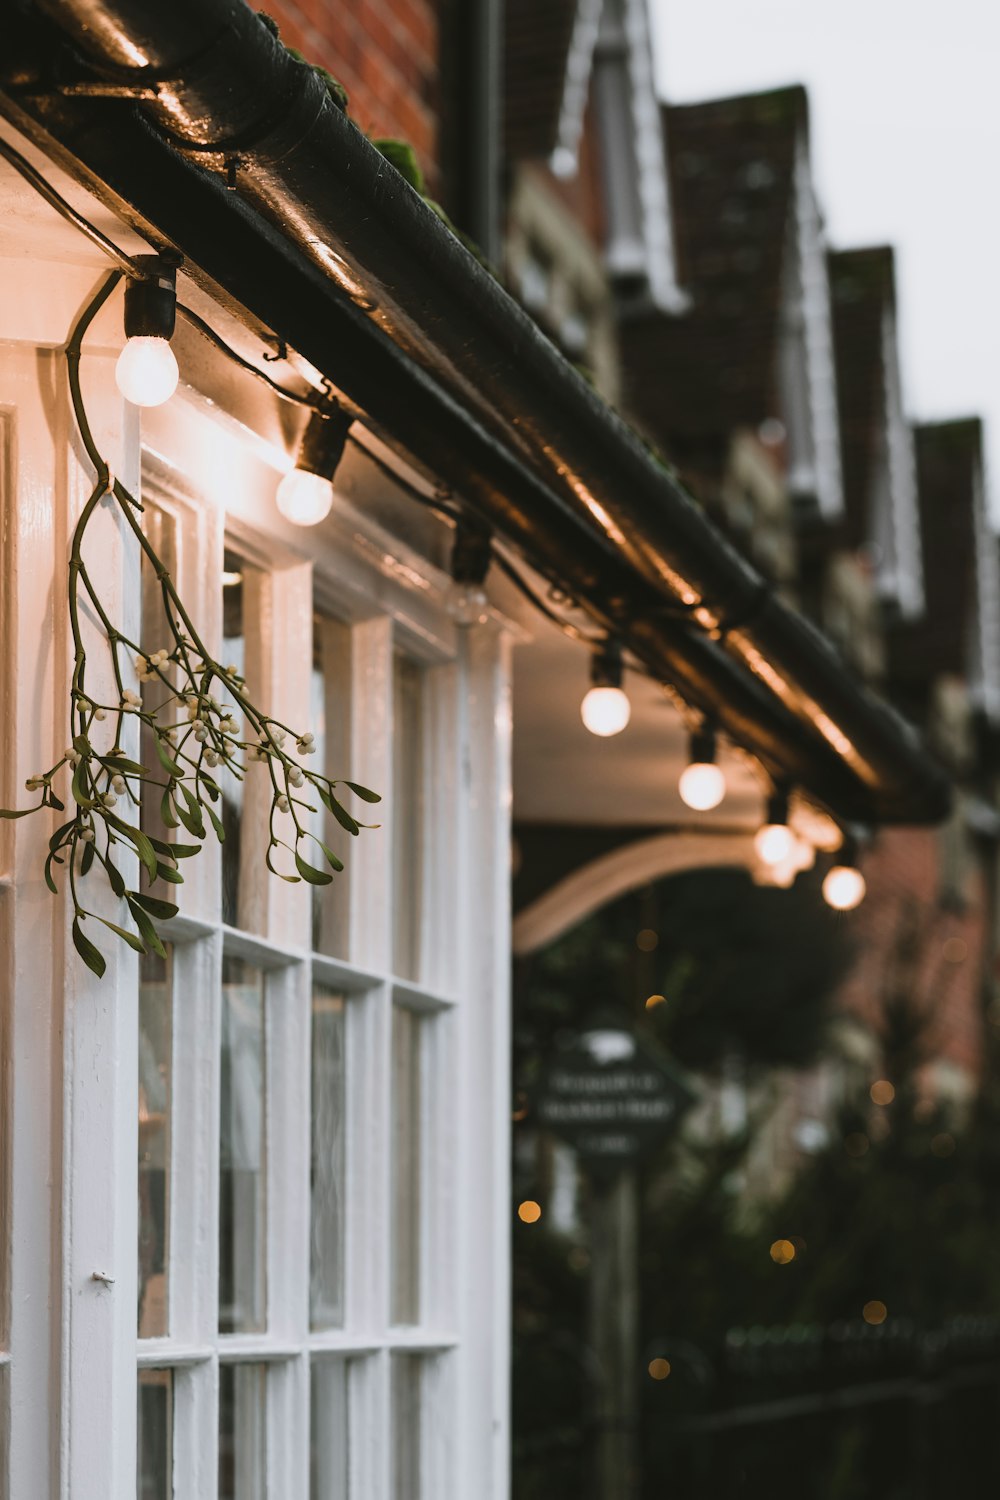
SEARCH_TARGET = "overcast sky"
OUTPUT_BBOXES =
[650,0,1000,514]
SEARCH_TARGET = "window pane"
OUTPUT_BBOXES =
[392,656,426,982]
[138,947,172,1337]
[221,552,263,931]
[391,1353,422,1500]
[310,1359,348,1499]
[218,1363,266,1500]
[311,984,346,1330]
[391,1006,422,1326]
[312,614,352,958]
[136,1368,172,1500]
[219,959,266,1334]
[139,503,179,865]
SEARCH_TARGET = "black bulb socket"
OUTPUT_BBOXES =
[765,787,790,827]
[689,725,717,765]
[124,255,177,341]
[591,637,624,689]
[295,406,353,482]
[450,521,492,587]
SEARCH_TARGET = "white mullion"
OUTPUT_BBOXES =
[4,355,62,1500]
[264,958,310,1496]
[348,618,393,971]
[167,932,223,1346]
[368,1349,391,1500]
[453,625,513,1500]
[352,980,390,1340]
[58,343,143,1500]
[174,1355,218,1499]
[264,560,314,952]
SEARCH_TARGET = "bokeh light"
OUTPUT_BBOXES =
[863,1300,887,1325]
[518,1200,541,1224]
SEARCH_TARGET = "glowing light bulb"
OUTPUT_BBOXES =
[275,468,334,526]
[581,684,631,737]
[115,336,179,407]
[755,822,796,866]
[678,761,725,811]
[446,583,490,628]
[822,864,866,911]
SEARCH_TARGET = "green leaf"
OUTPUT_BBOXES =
[96,917,146,955]
[0,806,39,820]
[205,803,225,844]
[104,857,126,898]
[343,780,382,804]
[71,760,92,807]
[266,844,300,883]
[102,754,147,776]
[80,839,95,877]
[175,798,205,840]
[49,820,76,852]
[294,849,333,886]
[200,774,220,803]
[155,862,184,885]
[73,734,91,756]
[106,813,158,884]
[130,892,179,921]
[154,737,185,778]
[47,791,66,812]
[127,899,167,959]
[160,788,180,829]
[316,839,345,873]
[318,786,359,836]
[169,842,201,860]
[44,853,60,895]
[72,917,106,978]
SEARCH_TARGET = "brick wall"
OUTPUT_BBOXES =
[835,825,985,1082]
[263,0,443,186]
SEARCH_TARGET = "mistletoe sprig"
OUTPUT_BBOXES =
[0,270,379,978]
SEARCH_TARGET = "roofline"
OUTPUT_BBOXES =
[3,0,950,826]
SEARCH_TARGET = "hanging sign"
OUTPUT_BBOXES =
[534,1025,695,1168]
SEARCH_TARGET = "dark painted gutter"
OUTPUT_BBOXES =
[1,0,950,824]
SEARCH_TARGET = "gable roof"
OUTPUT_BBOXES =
[827,247,896,552]
[621,87,806,467]
[504,0,581,162]
[888,419,981,714]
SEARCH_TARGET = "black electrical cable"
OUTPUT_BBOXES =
[0,135,143,278]
[0,142,722,700]
[175,302,325,411]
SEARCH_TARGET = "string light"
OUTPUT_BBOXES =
[822,839,866,911]
[115,255,179,407]
[580,639,631,736]
[754,787,794,867]
[276,405,353,526]
[678,726,726,810]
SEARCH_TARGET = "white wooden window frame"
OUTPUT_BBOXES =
[1,258,512,1500]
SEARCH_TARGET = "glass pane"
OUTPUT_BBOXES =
[311,985,346,1330]
[221,551,263,931]
[391,1006,422,1326]
[312,614,352,958]
[219,959,266,1334]
[392,656,426,982]
[218,1363,266,1500]
[391,1353,422,1500]
[310,1359,348,1499]
[136,1367,172,1500]
[138,947,172,1337]
[139,503,179,866]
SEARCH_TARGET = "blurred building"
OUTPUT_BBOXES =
[0,1,986,1497]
